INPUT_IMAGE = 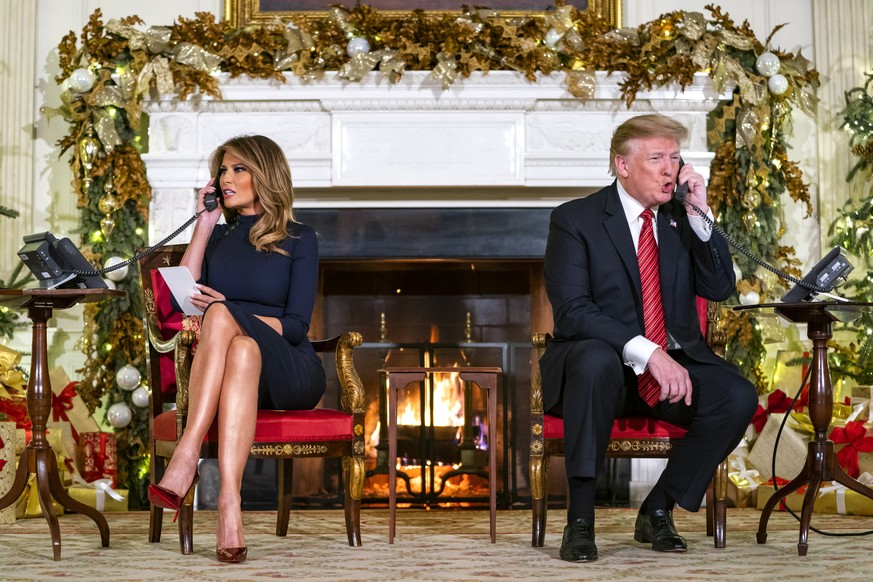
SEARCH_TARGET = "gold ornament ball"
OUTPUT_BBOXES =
[98,194,118,215]
[742,211,757,230]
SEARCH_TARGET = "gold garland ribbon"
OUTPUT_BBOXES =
[173,42,222,72]
[431,52,459,90]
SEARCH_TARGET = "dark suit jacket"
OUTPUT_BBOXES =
[540,181,736,412]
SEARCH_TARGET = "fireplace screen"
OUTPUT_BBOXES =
[363,341,513,507]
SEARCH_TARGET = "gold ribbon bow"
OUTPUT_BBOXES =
[0,345,25,399]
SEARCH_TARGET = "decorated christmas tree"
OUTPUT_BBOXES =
[830,72,873,386]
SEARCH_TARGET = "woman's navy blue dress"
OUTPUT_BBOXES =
[198,214,325,410]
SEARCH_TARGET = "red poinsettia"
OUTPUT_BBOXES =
[830,421,873,479]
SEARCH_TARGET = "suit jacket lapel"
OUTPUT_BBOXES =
[603,183,642,299]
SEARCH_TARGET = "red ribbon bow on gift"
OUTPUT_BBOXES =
[751,389,794,432]
[0,397,31,441]
[51,382,80,440]
[830,421,873,479]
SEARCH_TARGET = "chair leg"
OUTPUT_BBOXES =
[705,482,714,537]
[177,505,194,555]
[149,453,165,543]
[276,458,293,537]
[712,459,728,549]
[344,456,364,547]
[530,455,549,547]
[149,506,164,543]
[177,484,197,555]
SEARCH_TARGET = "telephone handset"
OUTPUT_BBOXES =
[674,158,853,302]
[203,175,221,212]
[674,158,689,203]
[55,177,222,279]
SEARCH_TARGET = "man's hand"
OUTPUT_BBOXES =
[645,348,693,406]
[677,162,709,215]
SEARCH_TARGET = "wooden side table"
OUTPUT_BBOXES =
[0,288,124,560]
[736,301,873,555]
[385,366,500,544]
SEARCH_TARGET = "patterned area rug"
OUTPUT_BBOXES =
[1,508,872,580]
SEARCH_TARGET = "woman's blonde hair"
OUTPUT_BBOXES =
[209,135,296,255]
[608,114,688,176]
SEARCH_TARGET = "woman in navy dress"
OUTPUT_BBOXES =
[148,135,324,563]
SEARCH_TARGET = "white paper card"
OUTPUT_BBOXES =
[157,266,203,315]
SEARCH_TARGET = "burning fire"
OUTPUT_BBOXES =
[398,369,464,427]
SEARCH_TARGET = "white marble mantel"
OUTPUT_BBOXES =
[143,70,728,243]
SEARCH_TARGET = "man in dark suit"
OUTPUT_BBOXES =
[541,114,757,562]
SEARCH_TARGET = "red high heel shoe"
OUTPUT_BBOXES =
[216,546,248,563]
[148,470,200,516]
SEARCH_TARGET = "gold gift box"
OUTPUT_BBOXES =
[757,482,873,516]
[66,486,128,512]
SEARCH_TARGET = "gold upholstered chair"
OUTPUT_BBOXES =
[138,244,366,554]
[529,299,730,549]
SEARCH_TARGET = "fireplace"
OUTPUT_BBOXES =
[300,207,552,507]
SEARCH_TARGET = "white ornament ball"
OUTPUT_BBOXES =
[755,52,781,77]
[732,261,743,282]
[131,386,150,408]
[107,402,133,428]
[739,290,761,306]
[69,67,96,93]
[346,37,371,57]
[103,256,129,282]
[544,28,563,48]
[116,364,141,391]
[767,73,789,96]
[102,278,116,290]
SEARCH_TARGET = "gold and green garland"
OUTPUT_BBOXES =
[48,3,817,502]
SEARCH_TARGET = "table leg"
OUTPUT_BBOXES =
[0,446,30,510]
[460,371,498,543]
[47,447,110,547]
[387,372,425,544]
[757,456,811,544]
[34,447,62,560]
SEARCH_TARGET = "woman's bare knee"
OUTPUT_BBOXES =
[227,336,261,369]
[200,304,241,339]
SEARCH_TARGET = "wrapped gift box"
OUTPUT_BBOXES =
[0,421,16,524]
[13,429,70,519]
[49,367,100,443]
[829,420,873,478]
[15,475,65,519]
[747,413,810,481]
[80,431,117,487]
[67,484,128,512]
[727,453,764,508]
[757,475,873,516]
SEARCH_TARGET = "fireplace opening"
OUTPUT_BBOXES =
[316,259,539,507]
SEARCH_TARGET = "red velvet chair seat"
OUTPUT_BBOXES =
[543,414,688,440]
[154,408,354,443]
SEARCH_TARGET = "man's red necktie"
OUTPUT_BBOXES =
[637,209,667,407]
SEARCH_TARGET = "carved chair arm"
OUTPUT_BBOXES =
[334,332,365,415]
[530,333,548,416]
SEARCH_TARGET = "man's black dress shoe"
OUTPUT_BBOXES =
[559,517,598,562]
[633,509,687,552]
